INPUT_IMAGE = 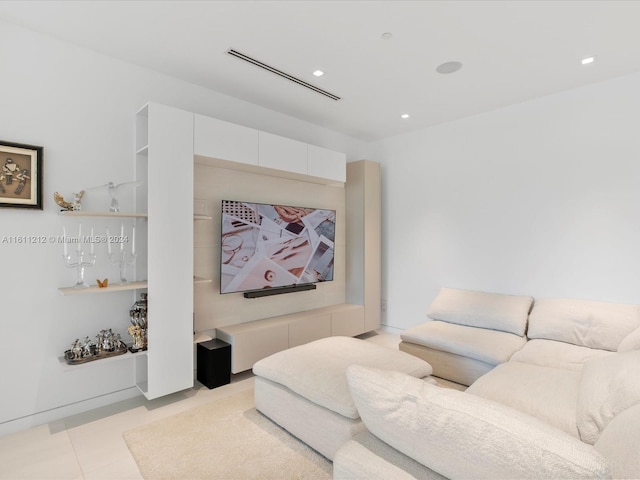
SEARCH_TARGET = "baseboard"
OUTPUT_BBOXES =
[0,386,142,437]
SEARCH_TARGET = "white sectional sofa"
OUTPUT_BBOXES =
[333,288,640,479]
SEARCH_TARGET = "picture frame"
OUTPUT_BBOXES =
[0,140,43,210]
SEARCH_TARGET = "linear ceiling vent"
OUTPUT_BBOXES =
[226,48,341,101]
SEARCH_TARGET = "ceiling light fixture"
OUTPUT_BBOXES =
[312,70,325,77]
[401,114,410,119]
[581,56,595,65]
[436,61,463,74]
[381,32,393,40]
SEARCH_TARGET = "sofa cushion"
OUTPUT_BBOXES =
[346,365,611,480]
[594,403,640,480]
[467,362,581,437]
[401,320,527,365]
[528,298,640,351]
[426,287,532,336]
[509,339,613,371]
[577,350,640,444]
[252,336,432,419]
[618,326,640,352]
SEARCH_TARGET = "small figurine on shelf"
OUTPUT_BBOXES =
[128,293,148,352]
[63,328,127,365]
[71,339,83,360]
[82,336,96,358]
[54,190,84,211]
[85,180,141,212]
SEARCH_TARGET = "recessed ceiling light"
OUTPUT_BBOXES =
[312,70,324,77]
[381,32,393,40]
[581,56,595,65]
[401,113,410,119]
[436,61,463,74]
[436,62,462,74]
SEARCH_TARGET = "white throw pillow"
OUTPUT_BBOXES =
[426,287,532,336]
[528,298,640,351]
[618,326,640,352]
[346,365,610,480]
[577,350,640,444]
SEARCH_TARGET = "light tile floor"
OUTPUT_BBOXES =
[0,330,403,480]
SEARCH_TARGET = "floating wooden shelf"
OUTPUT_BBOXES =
[58,280,148,295]
[59,211,148,219]
[58,348,147,371]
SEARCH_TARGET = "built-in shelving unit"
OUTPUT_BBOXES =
[68,101,359,402]
[55,102,376,407]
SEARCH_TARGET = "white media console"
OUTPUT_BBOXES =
[216,303,365,373]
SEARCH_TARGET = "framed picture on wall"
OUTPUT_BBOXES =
[0,141,43,210]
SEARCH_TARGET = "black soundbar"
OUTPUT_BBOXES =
[243,283,317,298]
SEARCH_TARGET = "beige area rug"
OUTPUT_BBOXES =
[123,389,332,480]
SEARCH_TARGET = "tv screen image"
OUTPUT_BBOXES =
[220,200,336,294]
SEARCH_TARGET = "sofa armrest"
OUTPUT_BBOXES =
[346,365,611,480]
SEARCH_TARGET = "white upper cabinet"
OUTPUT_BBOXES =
[258,131,308,175]
[193,112,346,184]
[194,114,259,166]
[307,144,347,183]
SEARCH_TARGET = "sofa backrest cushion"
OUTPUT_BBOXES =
[426,287,532,336]
[618,326,640,352]
[528,298,640,351]
[346,364,611,480]
[595,403,640,480]
[577,350,640,445]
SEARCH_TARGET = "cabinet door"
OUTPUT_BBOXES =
[307,144,346,183]
[258,131,307,175]
[194,114,259,165]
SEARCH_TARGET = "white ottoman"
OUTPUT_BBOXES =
[252,336,433,460]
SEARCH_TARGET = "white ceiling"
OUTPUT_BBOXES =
[1,0,640,141]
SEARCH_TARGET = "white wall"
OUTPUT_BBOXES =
[0,20,364,434]
[363,72,640,330]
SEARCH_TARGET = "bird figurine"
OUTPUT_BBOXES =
[86,181,141,212]
[54,191,84,211]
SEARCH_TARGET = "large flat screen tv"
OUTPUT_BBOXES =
[220,200,336,294]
